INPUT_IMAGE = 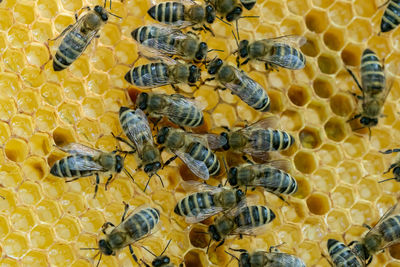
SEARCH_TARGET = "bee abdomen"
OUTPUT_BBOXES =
[148,2,185,24]
[187,142,220,176]
[361,49,385,92]
[170,104,203,127]
[234,205,275,228]
[125,208,160,241]
[240,0,256,10]
[252,129,294,151]
[50,155,94,178]
[379,215,400,242]
[261,168,297,195]
[125,63,169,87]
[174,192,215,216]
[327,239,362,267]
[131,26,178,51]
[381,0,400,33]
[273,44,305,69]
[53,32,86,71]
[119,108,149,143]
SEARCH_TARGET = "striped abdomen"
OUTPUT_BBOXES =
[124,208,160,241]
[327,239,363,267]
[270,253,306,267]
[53,31,88,71]
[50,155,95,178]
[119,108,148,144]
[250,129,294,151]
[361,49,385,93]
[131,25,178,51]
[379,215,400,242]
[125,63,170,88]
[239,0,255,10]
[258,168,297,195]
[236,78,270,112]
[174,192,215,217]
[381,0,400,33]
[187,142,220,176]
[271,43,305,69]
[147,2,185,24]
[234,205,275,228]
[168,102,203,127]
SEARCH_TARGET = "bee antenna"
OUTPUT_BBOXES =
[104,0,107,8]
[231,30,239,50]
[108,12,122,19]
[215,16,231,26]
[224,250,240,261]
[141,245,158,257]
[143,175,152,192]
[156,173,165,188]
[368,127,372,140]
[378,178,397,183]
[123,168,135,183]
[80,248,99,250]
[160,239,172,256]
[352,126,365,131]
[96,252,103,267]
[206,238,212,254]
[208,48,224,52]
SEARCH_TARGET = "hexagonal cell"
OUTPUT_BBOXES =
[294,150,317,174]
[4,49,26,71]
[7,24,31,48]
[389,244,400,260]
[53,126,76,146]
[312,0,333,8]
[0,163,23,188]
[21,66,46,88]
[327,209,350,232]
[25,43,48,67]
[0,215,10,239]
[287,0,310,15]
[301,34,321,57]
[305,9,329,33]
[363,152,386,175]
[59,192,85,216]
[11,207,36,232]
[10,114,34,138]
[299,126,322,149]
[302,216,326,240]
[310,168,336,192]
[350,202,375,225]
[313,75,334,98]
[297,241,321,266]
[348,18,372,44]
[324,117,348,142]
[318,53,340,75]
[36,199,61,224]
[48,243,76,266]
[323,27,345,51]
[184,249,207,267]
[37,0,59,18]
[281,110,303,131]
[211,103,237,128]
[370,128,393,151]
[189,226,210,248]
[280,17,304,35]
[277,224,302,246]
[306,192,330,215]
[357,177,381,202]
[17,90,39,114]
[55,216,80,241]
[104,89,128,112]
[288,84,311,106]
[58,102,81,125]
[0,73,22,98]
[330,93,354,117]
[317,144,343,167]
[22,250,49,267]
[19,181,42,206]
[91,46,115,71]
[63,79,86,100]
[0,9,13,31]
[281,198,308,222]
[14,2,35,24]
[5,138,28,162]
[22,156,47,181]
[368,35,390,59]
[41,82,63,106]
[82,97,105,118]
[332,185,355,209]
[261,0,285,23]
[268,89,285,114]
[76,118,101,142]
[341,43,363,67]
[0,122,11,144]
[3,232,28,258]
[29,133,51,156]
[80,210,104,233]
[329,1,354,26]
[35,108,57,132]
[32,21,53,43]
[305,101,329,125]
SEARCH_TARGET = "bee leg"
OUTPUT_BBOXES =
[346,67,363,92]
[101,222,115,234]
[163,155,178,168]
[121,201,130,222]
[171,84,177,91]
[205,77,215,82]
[362,223,372,230]
[140,259,151,267]
[215,239,225,250]
[112,133,136,152]
[346,113,361,123]
[93,173,100,199]
[383,163,397,174]
[229,248,247,253]
[104,174,113,190]
[152,117,162,130]
[350,92,363,100]
[65,177,80,183]
[380,148,400,154]
[203,24,215,36]
[129,244,139,264]
[239,234,243,239]
[242,155,254,165]
[240,58,250,66]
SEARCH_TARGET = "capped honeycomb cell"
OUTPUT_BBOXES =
[310,168,336,192]
[338,160,363,184]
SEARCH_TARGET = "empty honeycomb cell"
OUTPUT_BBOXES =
[342,135,367,158]
[70,55,91,78]
[332,185,355,208]
[4,49,27,71]
[370,129,393,150]
[19,182,42,206]
[40,82,63,106]
[17,90,39,114]
[54,14,75,35]
[5,138,28,162]
[63,79,86,100]
[91,46,115,71]
[11,207,35,232]
[313,75,334,98]
[368,35,390,59]
[330,93,354,117]
[184,249,207,267]
[288,84,311,106]
[390,244,400,260]
[22,250,49,267]
[22,66,45,87]
[358,178,380,201]
[11,114,34,138]
[58,102,82,125]
[0,215,10,239]
[53,126,76,146]
[324,27,345,52]
[310,168,336,192]
[82,97,105,118]
[22,156,48,181]
[318,144,343,167]
[307,192,330,215]
[59,192,85,216]
[60,0,83,11]
[4,232,29,258]
[301,34,321,57]
[299,126,322,149]
[298,241,321,266]
[0,163,23,188]
[25,43,48,67]
[350,202,374,225]
[327,209,350,232]
[281,110,303,131]
[36,199,61,223]
[0,122,11,144]
[30,224,55,250]
[329,1,354,26]
[189,226,210,248]
[341,43,363,67]
[363,152,386,175]
[294,150,317,174]
[14,2,35,24]
[114,39,137,65]
[348,18,372,43]
[317,53,340,74]
[302,217,326,240]
[324,117,347,142]
[55,216,80,241]
[29,133,51,156]
[99,113,120,135]
[287,0,310,15]
[100,24,121,46]
[280,18,304,36]
[305,9,329,33]
[261,0,285,23]
[104,89,128,111]
[277,224,302,247]
[37,0,59,18]
[80,210,104,233]
[0,9,13,31]
[194,87,219,111]
[48,243,75,267]
[76,118,101,142]
[35,108,57,132]
[32,21,52,43]
[1,72,22,98]
[267,90,285,114]
[7,25,31,48]
[305,101,329,125]
[211,103,237,128]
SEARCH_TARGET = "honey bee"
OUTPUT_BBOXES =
[346,49,390,133]
[117,107,162,191]
[174,181,245,223]
[124,61,201,89]
[131,25,208,62]
[327,239,363,267]
[237,35,306,71]
[207,205,275,250]
[136,92,204,128]
[83,204,160,265]
[226,245,306,267]
[147,1,216,34]
[156,127,221,180]
[380,0,400,33]
[141,240,183,267]
[227,160,297,199]
[379,148,400,184]
[209,117,295,161]
[206,57,270,112]
[207,0,255,22]
[52,0,120,71]
[50,143,129,198]
[348,203,400,266]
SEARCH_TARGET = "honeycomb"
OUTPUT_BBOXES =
[0,0,400,266]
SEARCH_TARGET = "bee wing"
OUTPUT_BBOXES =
[175,150,210,180]
[127,109,154,154]
[56,143,103,157]
[265,159,291,172]
[69,156,106,171]
[266,35,307,48]
[161,94,203,121]
[205,134,227,150]
[231,223,268,236]
[185,206,224,223]
[141,26,187,55]
[180,180,223,193]
[224,69,264,105]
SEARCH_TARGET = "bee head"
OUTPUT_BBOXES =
[144,162,162,174]
[226,6,242,22]
[98,239,114,256]
[208,225,222,241]
[94,5,109,21]
[196,42,208,61]
[235,189,245,202]
[137,93,149,110]
[152,256,170,267]
[238,40,249,58]
[360,116,378,127]
[205,5,216,23]
[157,127,170,144]
[188,65,201,84]
[207,58,223,75]
[227,167,238,186]
[115,155,124,173]
[239,250,251,267]
[220,132,230,150]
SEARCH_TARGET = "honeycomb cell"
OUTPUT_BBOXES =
[7,24,31,48]
[184,249,207,267]
[14,2,35,24]
[41,82,63,106]
[306,192,330,215]
[100,24,121,46]
[341,43,363,66]
[0,258,20,267]
[298,241,321,266]
[313,75,334,98]
[82,97,105,118]
[330,93,354,117]
[318,144,343,167]
[80,210,104,233]
[305,101,329,125]
[36,199,61,223]
[281,110,303,131]
[17,90,39,114]
[329,1,354,26]
[342,135,367,159]
[311,0,333,8]
[294,150,317,174]
[277,224,302,247]
[348,18,372,43]
[287,0,310,15]
[363,152,386,175]
[323,27,345,51]
[104,89,128,111]
[0,73,22,98]
[22,250,49,267]
[55,216,80,241]
[58,102,82,125]
[281,199,308,222]
[5,138,29,162]
[370,128,393,150]
[262,0,285,23]
[63,78,86,100]
[327,209,350,232]
[11,207,36,232]
[0,9,13,31]
[0,163,23,188]
[324,117,347,142]
[301,34,321,57]
[302,217,326,240]
[350,202,374,225]
[317,53,340,75]
[211,103,237,128]
[91,46,115,71]
[4,232,29,258]
[305,9,329,33]
[54,14,75,35]
[368,35,390,59]
[358,177,380,202]
[48,243,76,267]
[76,118,101,142]
[35,108,57,132]
[22,156,48,181]
[280,17,304,36]
[0,122,11,144]
[0,215,10,239]
[25,43,48,67]
[288,84,311,106]
[59,192,85,216]
[299,126,322,149]
[53,126,76,146]
[29,133,51,156]
[11,114,34,138]
[268,89,285,114]
[268,69,292,89]
[332,185,355,208]
[19,181,43,206]
[310,168,336,192]
[37,0,59,18]
[189,226,210,248]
